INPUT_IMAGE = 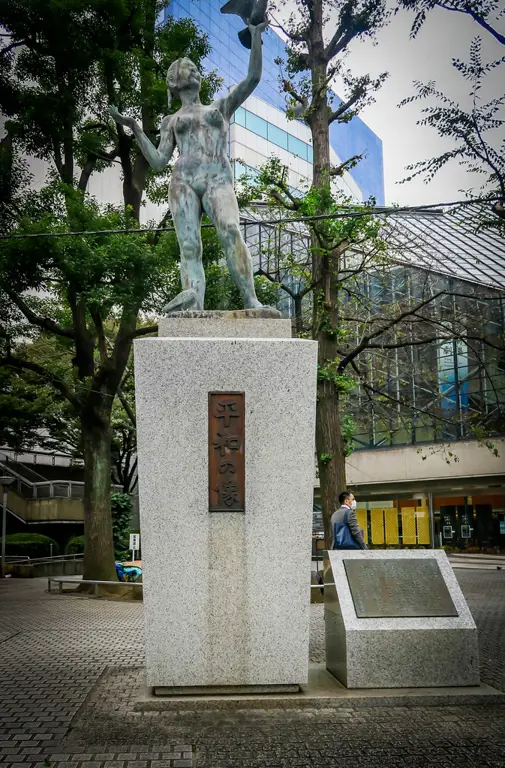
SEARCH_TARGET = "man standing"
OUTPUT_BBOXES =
[330,490,368,550]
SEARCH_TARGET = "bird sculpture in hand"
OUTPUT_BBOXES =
[220,0,269,49]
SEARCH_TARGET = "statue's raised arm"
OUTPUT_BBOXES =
[108,106,174,172]
[217,21,268,120]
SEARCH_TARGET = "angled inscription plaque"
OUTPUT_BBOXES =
[343,559,458,619]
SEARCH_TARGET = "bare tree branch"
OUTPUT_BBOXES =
[133,324,158,338]
[117,387,136,427]
[330,155,363,176]
[328,89,366,125]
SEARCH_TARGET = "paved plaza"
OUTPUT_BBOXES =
[1,570,505,768]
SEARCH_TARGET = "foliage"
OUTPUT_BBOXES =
[399,38,505,199]
[342,414,356,456]
[0,366,67,452]
[4,532,59,558]
[397,0,505,47]
[64,535,85,555]
[398,1,505,231]
[270,0,389,129]
[111,492,133,559]
[0,0,220,581]
[0,0,220,217]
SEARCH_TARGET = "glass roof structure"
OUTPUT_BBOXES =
[386,205,505,291]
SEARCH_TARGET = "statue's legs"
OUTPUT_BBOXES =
[203,182,262,309]
[170,181,205,309]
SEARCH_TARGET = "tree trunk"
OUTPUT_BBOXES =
[316,368,347,547]
[309,36,348,545]
[82,405,117,581]
[294,294,303,335]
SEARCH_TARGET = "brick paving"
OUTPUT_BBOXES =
[0,570,504,767]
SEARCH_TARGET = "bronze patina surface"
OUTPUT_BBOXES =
[343,559,459,618]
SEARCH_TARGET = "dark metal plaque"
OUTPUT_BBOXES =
[208,392,245,513]
[343,559,458,618]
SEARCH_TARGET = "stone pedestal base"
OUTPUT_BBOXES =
[134,317,317,689]
[154,683,300,696]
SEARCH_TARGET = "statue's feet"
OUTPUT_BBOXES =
[162,288,201,314]
[243,298,264,309]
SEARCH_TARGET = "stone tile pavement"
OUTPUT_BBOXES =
[0,570,504,768]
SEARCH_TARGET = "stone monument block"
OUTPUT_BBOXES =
[324,549,479,688]
[134,315,317,691]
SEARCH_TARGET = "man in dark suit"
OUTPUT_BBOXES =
[330,490,367,550]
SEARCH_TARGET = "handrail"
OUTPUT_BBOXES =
[6,553,84,565]
[0,462,122,500]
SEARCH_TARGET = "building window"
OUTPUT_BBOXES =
[230,106,313,163]
[267,123,288,150]
[245,111,268,140]
[232,107,246,127]
[288,134,308,161]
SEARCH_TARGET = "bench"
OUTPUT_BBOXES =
[47,576,142,595]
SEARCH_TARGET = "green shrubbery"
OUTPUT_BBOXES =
[63,494,133,560]
[4,533,59,558]
[111,493,133,560]
[64,535,85,555]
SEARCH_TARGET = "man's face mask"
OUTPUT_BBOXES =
[350,499,357,510]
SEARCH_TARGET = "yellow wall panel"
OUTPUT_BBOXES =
[402,507,417,545]
[356,508,368,544]
[370,508,385,544]
[384,508,399,545]
[416,506,431,545]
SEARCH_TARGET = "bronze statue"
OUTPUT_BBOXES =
[109,20,268,313]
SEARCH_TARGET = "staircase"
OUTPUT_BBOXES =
[0,452,85,523]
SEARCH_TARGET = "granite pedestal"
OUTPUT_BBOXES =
[324,549,479,689]
[134,312,318,691]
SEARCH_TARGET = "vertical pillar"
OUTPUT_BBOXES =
[134,314,318,691]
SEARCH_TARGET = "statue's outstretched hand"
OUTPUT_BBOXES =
[248,18,268,37]
[109,105,134,129]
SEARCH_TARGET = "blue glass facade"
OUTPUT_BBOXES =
[231,106,314,163]
[165,0,385,204]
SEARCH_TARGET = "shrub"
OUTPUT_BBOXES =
[5,533,59,558]
[64,535,85,555]
[111,493,133,559]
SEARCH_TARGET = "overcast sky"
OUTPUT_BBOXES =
[278,2,504,207]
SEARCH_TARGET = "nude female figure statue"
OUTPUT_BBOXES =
[109,21,268,312]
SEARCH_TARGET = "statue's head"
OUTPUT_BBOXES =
[166,58,202,107]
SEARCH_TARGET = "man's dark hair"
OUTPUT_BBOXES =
[339,490,353,506]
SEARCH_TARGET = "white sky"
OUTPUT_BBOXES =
[278,1,505,206]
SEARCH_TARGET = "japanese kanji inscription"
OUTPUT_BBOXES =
[208,392,245,512]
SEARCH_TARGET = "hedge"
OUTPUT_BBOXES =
[64,535,85,555]
[4,533,60,558]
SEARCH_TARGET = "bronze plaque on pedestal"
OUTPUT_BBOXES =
[208,392,245,513]
[343,559,458,618]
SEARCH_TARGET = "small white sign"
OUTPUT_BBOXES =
[129,533,140,551]
[415,511,425,518]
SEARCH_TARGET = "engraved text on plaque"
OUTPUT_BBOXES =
[208,392,245,513]
[343,559,458,618]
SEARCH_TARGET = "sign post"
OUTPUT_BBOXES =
[129,533,140,561]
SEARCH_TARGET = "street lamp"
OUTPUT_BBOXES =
[0,477,15,579]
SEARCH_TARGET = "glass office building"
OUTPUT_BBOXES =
[246,204,505,552]
[165,0,385,203]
